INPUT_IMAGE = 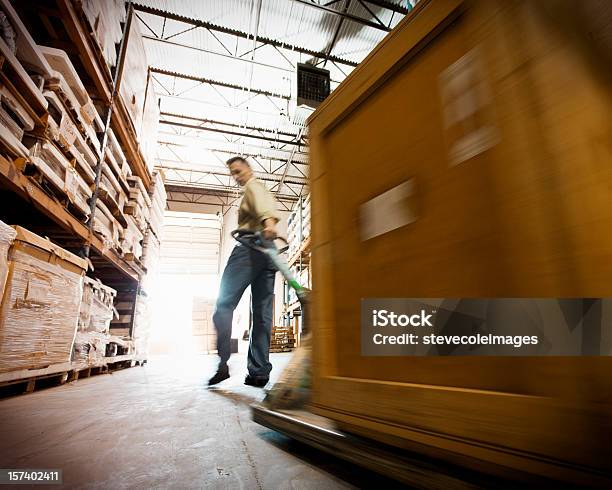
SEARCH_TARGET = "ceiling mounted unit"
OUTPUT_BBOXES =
[296,63,330,109]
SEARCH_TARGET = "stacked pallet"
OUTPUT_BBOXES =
[109,291,135,335]
[125,176,151,234]
[140,171,165,267]
[105,171,167,350]
[22,45,108,219]
[0,0,49,160]
[131,291,150,358]
[95,127,133,254]
[286,194,311,257]
[147,171,166,241]
[270,326,296,353]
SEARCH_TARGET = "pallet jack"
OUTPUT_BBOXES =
[231,230,509,488]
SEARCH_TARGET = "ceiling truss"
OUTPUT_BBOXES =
[132,1,409,208]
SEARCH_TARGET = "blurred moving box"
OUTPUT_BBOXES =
[308,0,612,485]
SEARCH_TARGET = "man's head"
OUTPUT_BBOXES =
[227,156,253,187]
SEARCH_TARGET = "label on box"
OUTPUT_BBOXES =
[25,277,51,304]
[359,179,418,241]
[439,46,499,166]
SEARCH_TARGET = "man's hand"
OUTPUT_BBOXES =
[262,219,277,241]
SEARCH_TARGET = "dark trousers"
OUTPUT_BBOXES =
[213,244,276,377]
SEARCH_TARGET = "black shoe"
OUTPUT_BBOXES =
[244,374,269,387]
[208,365,230,386]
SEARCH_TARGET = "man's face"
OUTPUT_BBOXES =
[229,161,253,187]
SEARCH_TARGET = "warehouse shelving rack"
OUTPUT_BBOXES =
[282,196,311,346]
[4,0,152,286]
[0,0,154,388]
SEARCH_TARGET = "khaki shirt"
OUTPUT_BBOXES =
[238,177,280,231]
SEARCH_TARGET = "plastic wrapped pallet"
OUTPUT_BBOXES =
[0,226,86,373]
[131,291,151,358]
[78,277,117,334]
[141,228,161,272]
[80,0,125,69]
[72,331,108,364]
[140,75,159,171]
[147,171,166,238]
[125,176,151,232]
[119,18,148,140]
[0,220,16,300]
[121,215,144,260]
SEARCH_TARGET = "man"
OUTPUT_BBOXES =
[208,156,280,387]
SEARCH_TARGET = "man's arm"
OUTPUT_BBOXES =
[262,218,277,240]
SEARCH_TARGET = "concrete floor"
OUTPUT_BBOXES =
[0,354,403,489]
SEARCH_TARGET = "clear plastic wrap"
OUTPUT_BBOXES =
[140,76,159,171]
[81,0,125,69]
[0,235,85,372]
[0,219,16,301]
[78,277,117,334]
[120,215,143,260]
[132,292,151,358]
[72,331,108,364]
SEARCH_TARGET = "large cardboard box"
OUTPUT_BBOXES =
[0,227,87,372]
[308,0,612,484]
[192,297,216,354]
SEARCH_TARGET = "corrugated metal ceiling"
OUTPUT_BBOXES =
[132,0,413,203]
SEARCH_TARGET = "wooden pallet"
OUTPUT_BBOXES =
[0,357,146,398]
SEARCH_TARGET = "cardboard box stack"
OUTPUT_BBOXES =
[192,297,217,354]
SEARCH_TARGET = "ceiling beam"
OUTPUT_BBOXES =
[363,0,411,16]
[158,161,308,185]
[151,67,291,101]
[292,0,391,32]
[165,183,299,203]
[133,3,359,67]
[160,112,301,140]
[158,141,308,166]
[159,120,306,147]
[323,0,352,67]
